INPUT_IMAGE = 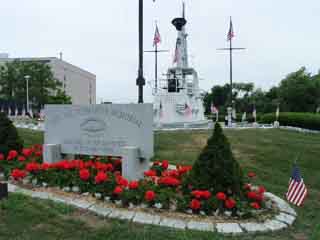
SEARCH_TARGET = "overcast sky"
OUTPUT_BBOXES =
[1,0,320,103]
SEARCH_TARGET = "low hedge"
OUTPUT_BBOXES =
[260,112,320,131]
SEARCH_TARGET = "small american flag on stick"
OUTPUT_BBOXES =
[286,164,307,206]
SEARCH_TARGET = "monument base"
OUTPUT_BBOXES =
[43,144,149,181]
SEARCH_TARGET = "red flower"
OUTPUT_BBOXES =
[145,190,156,202]
[255,193,264,202]
[247,191,257,200]
[258,186,266,194]
[191,190,202,199]
[116,176,128,187]
[25,162,40,172]
[177,165,192,175]
[250,202,261,209]
[41,163,50,171]
[161,160,169,169]
[105,163,114,172]
[11,169,26,180]
[190,199,201,210]
[202,190,211,200]
[18,156,26,162]
[144,170,157,177]
[129,181,139,190]
[95,171,108,184]
[22,148,33,157]
[216,192,227,201]
[0,153,5,161]
[158,176,180,187]
[162,170,179,178]
[247,172,256,178]
[244,183,251,191]
[113,186,123,195]
[35,151,42,157]
[225,198,236,209]
[7,150,18,161]
[114,159,122,166]
[79,169,90,181]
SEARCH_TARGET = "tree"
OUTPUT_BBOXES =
[48,89,72,104]
[187,123,243,196]
[0,60,71,110]
[278,67,320,112]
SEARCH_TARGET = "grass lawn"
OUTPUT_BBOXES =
[0,128,319,239]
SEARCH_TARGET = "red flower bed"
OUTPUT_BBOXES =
[0,145,269,218]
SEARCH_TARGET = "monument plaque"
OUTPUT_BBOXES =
[44,104,154,180]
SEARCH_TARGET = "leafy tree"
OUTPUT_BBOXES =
[0,60,71,110]
[48,89,72,104]
[278,67,320,112]
[187,123,243,196]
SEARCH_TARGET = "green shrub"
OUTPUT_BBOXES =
[187,123,243,196]
[260,112,320,130]
[0,112,23,156]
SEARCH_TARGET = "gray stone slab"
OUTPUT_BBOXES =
[133,212,161,225]
[108,209,124,219]
[263,219,287,231]
[70,198,93,209]
[187,221,215,232]
[216,223,243,234]
[117,210,136,221]
[7,183,19,193]
[88,204,112,217]
[264,192,297,216]
[30,191,51,200]
[240,222,268,233]
[159,218,187,229]
[275,213,296,226]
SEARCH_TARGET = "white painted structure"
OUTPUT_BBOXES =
[43,104,153,180]
[153,5,207,127]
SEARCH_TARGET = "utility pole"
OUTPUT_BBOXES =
[136,0,145,103]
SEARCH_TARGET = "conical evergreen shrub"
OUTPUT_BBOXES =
[188,123,243,196]
[0,112,23,156]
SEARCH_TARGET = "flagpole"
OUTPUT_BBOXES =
[137,0,145,103]
[229,17,233,106]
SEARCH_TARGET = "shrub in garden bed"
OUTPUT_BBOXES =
[0,112,23,157]
[260,112,320,130]
[0,147,274,220]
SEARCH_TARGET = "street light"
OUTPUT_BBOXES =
[24,75,31,114]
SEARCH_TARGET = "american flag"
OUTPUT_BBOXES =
[153,25,161,47]
[227,18,235,41]
[211,104,218,114]
[286,165,307,206]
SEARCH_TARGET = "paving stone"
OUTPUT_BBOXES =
[275,213,296,226]
[159,218,186,229]
[133,212,160,225]
[240,222,269,233]
[117,210,136,221]
[263,219,287,231]
[187,221,215,232]
[108,209,124,219]
[88,204,112,217]
[30,191,51,200]
[265,192,297,216]
[216,223,243,234]
[7,183,19,193]
[70,198,93,209]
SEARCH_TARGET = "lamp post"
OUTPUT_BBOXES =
[24,75,30,114]
[136,0,146,103]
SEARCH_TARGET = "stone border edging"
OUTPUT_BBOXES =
[7,183,297,235]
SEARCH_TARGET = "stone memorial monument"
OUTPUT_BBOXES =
[44,104,154,180]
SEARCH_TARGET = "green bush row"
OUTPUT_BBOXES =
[260,112,320,130]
